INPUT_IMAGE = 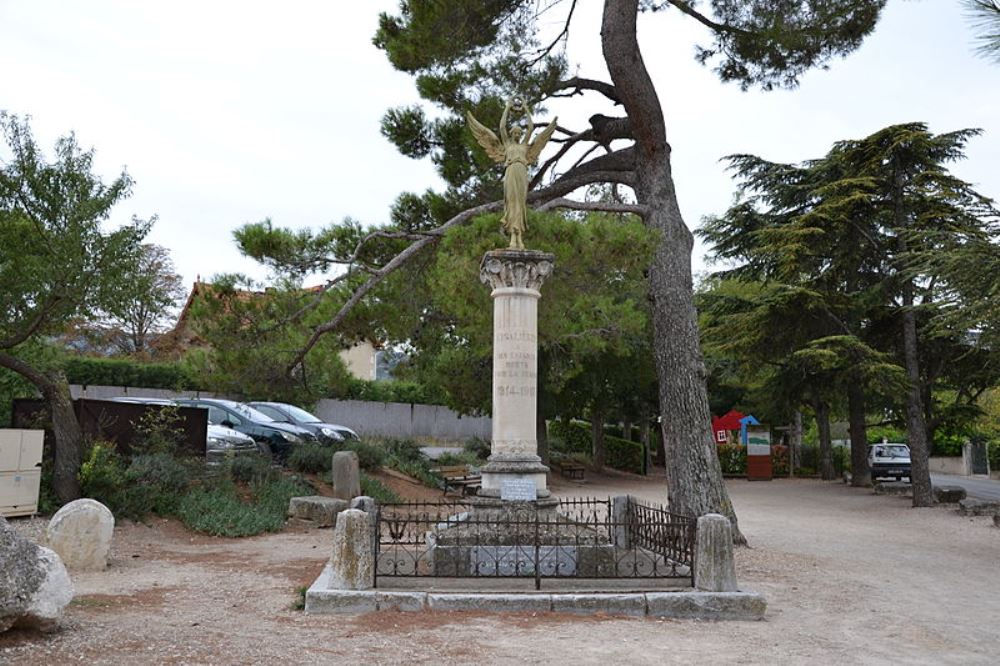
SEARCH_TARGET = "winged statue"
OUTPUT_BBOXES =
[467,98,558,250]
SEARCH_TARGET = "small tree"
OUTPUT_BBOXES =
[0,113,150,501]
[103,243,185,355]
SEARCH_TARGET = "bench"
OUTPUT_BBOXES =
[549,457,586,480]
[549,457,585,480]
[430,464,482,496]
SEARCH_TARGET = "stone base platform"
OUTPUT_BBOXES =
[304,564,766,620]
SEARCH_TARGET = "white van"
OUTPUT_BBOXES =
[868,443,911,483]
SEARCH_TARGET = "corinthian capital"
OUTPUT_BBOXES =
[480,249,555,292]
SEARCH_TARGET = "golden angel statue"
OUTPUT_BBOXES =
[467,98,558,250]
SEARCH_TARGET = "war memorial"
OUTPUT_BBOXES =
[304,100,765,619]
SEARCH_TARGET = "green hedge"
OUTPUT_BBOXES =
[548,419,644,474]
[549,419,591,454]
[341,378,444,405]
[64,357,196,389]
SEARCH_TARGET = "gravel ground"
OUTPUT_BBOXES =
[3,473,998,665]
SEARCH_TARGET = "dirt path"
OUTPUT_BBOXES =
[4,475,998,664]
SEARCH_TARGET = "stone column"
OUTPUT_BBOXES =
[476,249,555,505]
[694,514,738,592]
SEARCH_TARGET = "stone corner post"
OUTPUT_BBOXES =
[328,508,375,591]
[694,513,738,592]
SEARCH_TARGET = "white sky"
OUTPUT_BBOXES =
[2,1,997,292]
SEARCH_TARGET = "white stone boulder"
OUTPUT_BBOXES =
[46,498,115,571]
[1,516,74,633]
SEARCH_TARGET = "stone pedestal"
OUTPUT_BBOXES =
[475,249,555,509]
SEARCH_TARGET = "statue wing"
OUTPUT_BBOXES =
[526,118,558,164]
[466,112,505,164]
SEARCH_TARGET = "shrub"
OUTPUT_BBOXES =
[64,356,195,389]
[771,444,789,476]
[342,439,386,471]
[120,453,192,517]
[547,419,644,474]
[463,437,491,461]
[383,438,424,464]
[867,426,907,445]
[176,474,310,537]
[435,451,481,467]
[988,440,1000,470]
[341,379,444,405]
[605,434,644,474]
[227,456,276,484]
[131,406,187,456]
[360,473,401,503]
[287,443,333,474]
[716,443,746,475]
[389,458,440,489]
[78,442,128,505]
[548,419,591,455]
[932,432,965,457]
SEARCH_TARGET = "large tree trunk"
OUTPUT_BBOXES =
[892,162,933,507]
[813,396,835,480]
[602,0,744,543]
[900,298,933,505]
[791,409,803,476]
[591,410,607,470]
[847,382,871,486]
[0,352,82,503]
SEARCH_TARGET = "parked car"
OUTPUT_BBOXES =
[109,397,261,463]
[247,401,359,445]
[868,442,912,483]
[174,398,317,462]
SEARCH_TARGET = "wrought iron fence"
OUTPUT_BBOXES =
[374,497,695,590]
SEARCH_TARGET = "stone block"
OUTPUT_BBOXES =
[1,516,74,633]
[694,514,738,593]
[551,593,646,617]
[427,593,552,613]
[873,482,912,497]
[376,591,427,612]
[46,498,115,571]
[332,450,361,500]
[305,589,377,614]
[287,495,348,527]
[349,495,376,514]
[645,592,766,621]
[932,485,967,504]
[329,509,374,590]
[958,498,1000,516]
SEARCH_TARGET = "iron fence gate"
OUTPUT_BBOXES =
[374,497,695,590]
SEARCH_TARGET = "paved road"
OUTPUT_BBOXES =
[931,473,1000,501]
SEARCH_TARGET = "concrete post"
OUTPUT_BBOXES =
[694,514,738,592]
[332,450,361,500]
[611,495,632,549]
[328,509,375,590]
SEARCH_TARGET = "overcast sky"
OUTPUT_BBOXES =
[2,1,997,294]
